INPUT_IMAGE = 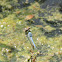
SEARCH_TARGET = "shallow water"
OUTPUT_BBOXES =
[0,0,62,62]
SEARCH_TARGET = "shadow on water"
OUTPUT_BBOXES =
[33,18,62,28]
[33,18,47,27]
[44,29,62,37]
[39,27,62,38]
[43,19,62,28]
[33,18,44,25]
[32,17,62,38]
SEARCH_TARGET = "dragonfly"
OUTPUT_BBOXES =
[28,32,37,49]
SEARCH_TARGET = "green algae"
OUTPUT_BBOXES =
[0,1,62,62]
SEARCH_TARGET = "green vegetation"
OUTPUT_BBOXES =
[0,0,62,62]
